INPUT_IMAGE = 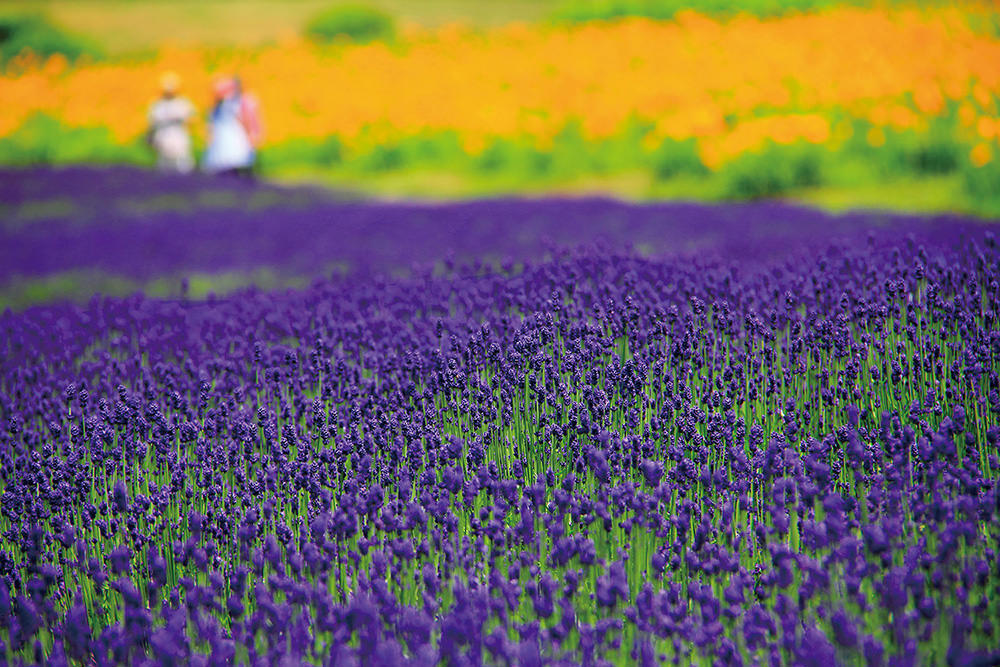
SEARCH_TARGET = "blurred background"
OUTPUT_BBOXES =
[1,0,999,306]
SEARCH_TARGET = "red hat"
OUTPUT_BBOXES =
[213,76,236,100]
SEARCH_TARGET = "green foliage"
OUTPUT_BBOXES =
[962,157,1000,218]
[1,109,995,215]
[261,136,344,169]
[547,122,593,175]
[850,122,961,180]
[0,13,102,66]
[550,0,864,23]
[397,131,467,166]
[0,113,148,165]
[473,138,515,173]
[892,120,962,176]
[545,119,658,175]
[357,143,406,171]
[304,4,395,44]
[469,137,558,177]
[349,131,467,172]
[717,140,826,199]
[829,117,964,185]
[649,137,707,180]
[965,9,1000,38]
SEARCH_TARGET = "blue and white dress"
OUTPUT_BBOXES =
[202,96,254,173]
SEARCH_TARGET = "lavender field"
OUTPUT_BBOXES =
[1,167,999,665]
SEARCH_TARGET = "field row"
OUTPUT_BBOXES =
[1,180,997,664]
[2,6,1000,210]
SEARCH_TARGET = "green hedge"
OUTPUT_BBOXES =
[304,5,395,44]
[962,156,1000,218]
[2,112,997,215]
[549,0,866,23]
[0,13,102,66]
[718,140,827,199]
[262,136,344,169]
[0,114,148,165]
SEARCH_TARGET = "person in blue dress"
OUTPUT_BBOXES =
[202,77,255,177]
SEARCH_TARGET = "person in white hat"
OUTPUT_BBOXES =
[147,71,196,173]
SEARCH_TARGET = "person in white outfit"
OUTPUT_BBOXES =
[147,72,195,174]
[202,76,255,177]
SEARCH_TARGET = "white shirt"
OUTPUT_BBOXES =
[148,96,194,160]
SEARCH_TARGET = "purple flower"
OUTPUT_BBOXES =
[830,607,858,648]
[881,567,908,614]
[108,545,132,576]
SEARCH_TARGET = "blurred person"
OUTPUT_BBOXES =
[147,71,195,173]
[234,76,263,171]
[202,76,256,177]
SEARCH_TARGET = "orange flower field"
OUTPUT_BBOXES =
[1,4,999,169]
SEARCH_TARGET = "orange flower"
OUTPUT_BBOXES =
[970,142,993,167]
[0,5,997,169]
[867,127,886,148]
[977,116,996,140]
